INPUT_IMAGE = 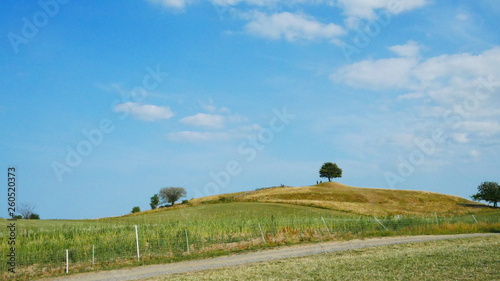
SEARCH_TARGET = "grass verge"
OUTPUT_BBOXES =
[148,235,500,281]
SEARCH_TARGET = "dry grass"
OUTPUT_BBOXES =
[190,182,494,217]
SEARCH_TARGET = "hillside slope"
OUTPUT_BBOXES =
[189,182,490,216]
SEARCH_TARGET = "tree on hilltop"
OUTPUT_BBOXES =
[471,181,500,207]
[319,162,342,182]
[159,187,187,206]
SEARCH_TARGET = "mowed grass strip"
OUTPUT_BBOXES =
[149,235,500,281]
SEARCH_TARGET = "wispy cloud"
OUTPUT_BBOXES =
[168,102,260,142]
[388,41,423,58]
[146,0,429,45]
[146,0,192,10]
[211,0,276,6]
[332,44,500,149]
[166,124,261,142]
[332,56,418,90]
[180,113,226,129]
[332,45,500,93]
[113,102,174,121]
[166,131,231,142]
[245,12,345,42]
[337,0,428,25]
[199,99,229,113]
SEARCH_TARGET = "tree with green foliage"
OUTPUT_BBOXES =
[319,162,342,182]
[471,181,500,207]
[159,187,187,206]
[29,213,40,219]
[150,194,160,209]
[131,206,141,213]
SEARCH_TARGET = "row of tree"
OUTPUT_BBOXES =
[11,203,40,219]
[130,162,343,214]
[131,187,187,213]
[131,162,342,213]
[130,163,498,214]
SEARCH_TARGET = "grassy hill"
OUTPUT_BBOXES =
[184,182,492,217]
[2,183,498,280]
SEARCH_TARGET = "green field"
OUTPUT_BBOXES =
[153,235,500,281]
[1,201,499,280]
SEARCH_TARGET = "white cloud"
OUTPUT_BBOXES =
[211,0,328,7]
[147,0,327,11]
[332,45,500,149]
[389,41,422,57]
[200,100,217,113]
[451,133,469,144]
[199,99,230,113]
[180,113,226,129]
[113,102,174,121]
[168,102,260,142]
[167,123,261,142]
[332,57,418,89]
[211,0,275,6]
[167,131,230,142]
[332,45,500,92]
[147,0,191,9]
[337,0,428,20]
[245,12,345,42]
[470,149,480,158]
[398,92,424,100]
[458,121,500,137]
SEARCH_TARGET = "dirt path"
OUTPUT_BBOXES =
[46,233,498,281]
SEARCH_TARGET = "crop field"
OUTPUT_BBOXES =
[1,202,499,280]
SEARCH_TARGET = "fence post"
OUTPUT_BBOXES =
[374,217,388,231]
[472,215,478,223]
[135,225,140,261]
[185,229,190,254]
[258,223,267,243]
[434,212,439,225]
[92,245,95,268]
[66,249,69,274]
[321,216,331,234]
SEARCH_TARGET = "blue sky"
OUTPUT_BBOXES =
[1,0,499,219]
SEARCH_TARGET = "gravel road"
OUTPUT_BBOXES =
[45,233,498,281]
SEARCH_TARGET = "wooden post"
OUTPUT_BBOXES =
[185,229,190,254]
[258,223,267,243]
[374,217,388,231]
[135,225,140,261]
[321,216,331,234]
[66,249,69,274]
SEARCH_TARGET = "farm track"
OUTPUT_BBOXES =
[45,233,498,281]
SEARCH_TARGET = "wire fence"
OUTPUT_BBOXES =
[1,214,498,280]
